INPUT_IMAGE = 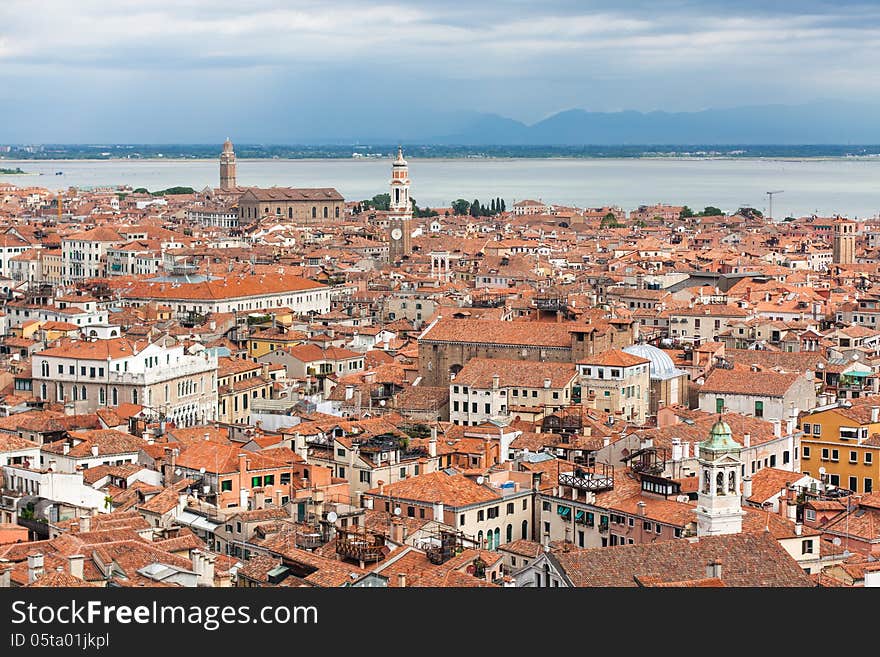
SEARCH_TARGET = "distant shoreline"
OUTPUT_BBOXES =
[3,155,880,164]
[3,143,880,162]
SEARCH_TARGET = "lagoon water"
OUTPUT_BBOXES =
[1,157,878,219]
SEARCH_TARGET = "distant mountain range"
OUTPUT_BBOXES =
[423,102,880,145]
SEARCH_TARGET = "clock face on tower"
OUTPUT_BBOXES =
[391,228,403,240]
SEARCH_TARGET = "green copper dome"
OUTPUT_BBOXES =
[701,418,742,452]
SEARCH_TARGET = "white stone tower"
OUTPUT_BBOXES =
[695,417,744,536]
[387,146,412,262]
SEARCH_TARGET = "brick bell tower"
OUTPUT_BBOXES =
[387,146,412,263]
[220,137,237,190]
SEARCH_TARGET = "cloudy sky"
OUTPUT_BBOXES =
[2,0,880,142]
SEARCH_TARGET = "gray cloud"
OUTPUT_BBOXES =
[2,0,880,141]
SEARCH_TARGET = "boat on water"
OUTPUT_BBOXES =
[55,171,63,175]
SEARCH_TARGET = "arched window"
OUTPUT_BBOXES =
[81,386,87,400]
[703,470,711,494]
[494,527,500,549]
[72,386,78,401]
[40,383,47,400]
[716,471,725,495]
[58,383,64,402]
[99,388,105,405]
[477,530,483,547]
[165,385,169,402]
[506,524,513,543]
[323,206,328,219]
[312,207,316,219]
[288,207,292,219]
[112,387,118,406]
[728,470,737,493]
[486,530,494,551]
[40,361,49,377]
[132,389,138,405]
[522,519,528,540]
[335,207,339,218]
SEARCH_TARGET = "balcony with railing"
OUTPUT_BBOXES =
[335,527,387,563]
[295,531,323,550]
[558,462,614,493]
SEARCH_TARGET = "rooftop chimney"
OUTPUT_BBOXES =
[671,438,682,461]
[794,523,803,536]
[872,406,879,424]
[706,559,722,579]
[636,501,647,516]
[27,553,44,584]
[742,433,751,448]
[742,476,753,502]
[80,515,91,533]
[771,420,782,438]
[90,445,99,457]
[492,374,500,390]
[543,378,551,389]
[68,554,84,580]
[429,426,438,458]
[433,501,444,522]
[397,573,406,588]
[389,519,406,544]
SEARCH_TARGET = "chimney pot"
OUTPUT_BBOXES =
[68,554,84,580]
[27,553,44,584]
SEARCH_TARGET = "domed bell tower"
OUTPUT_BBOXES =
[387,146,412,263]
[695,418,744,536]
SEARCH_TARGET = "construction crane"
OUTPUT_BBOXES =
[766,190,783,221]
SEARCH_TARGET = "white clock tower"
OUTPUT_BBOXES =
[387,146,412,262]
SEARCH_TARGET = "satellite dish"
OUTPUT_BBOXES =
[819,467,826,475]
[476,476,485,485]
[175,468,181,476]
[832,537,842,546]
[326,511,338,523]
[199,467,206,474]
[393,507,402,516]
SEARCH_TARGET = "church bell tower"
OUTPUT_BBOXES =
[220,137,237,190]
[387,146,412,263]
[695,417,744,536]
